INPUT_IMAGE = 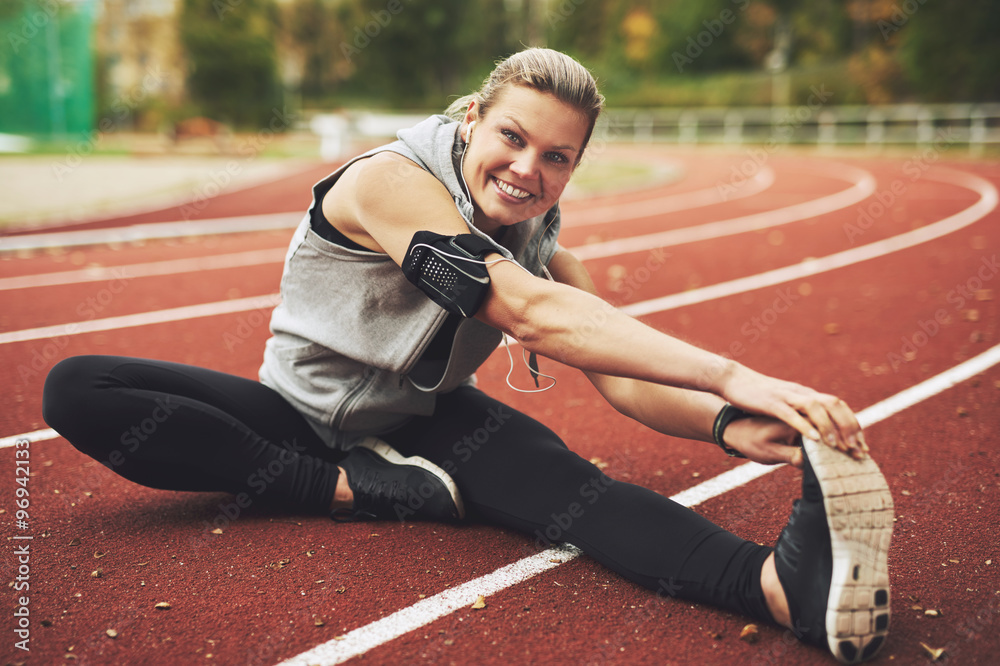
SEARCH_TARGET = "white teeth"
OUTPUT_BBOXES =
[494,177,531,200]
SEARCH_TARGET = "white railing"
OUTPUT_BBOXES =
[309,103,1000,160]
[600,103,1000,155]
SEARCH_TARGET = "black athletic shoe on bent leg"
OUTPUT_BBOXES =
[332,437,465,522]
[774,436,893,664]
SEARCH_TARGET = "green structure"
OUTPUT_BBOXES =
[0,0,97,139]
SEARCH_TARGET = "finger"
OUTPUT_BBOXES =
[769,401,821,443]
[825,397,868,454]
[795,396,848,453]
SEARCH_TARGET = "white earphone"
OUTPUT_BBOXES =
[466,120,477,143]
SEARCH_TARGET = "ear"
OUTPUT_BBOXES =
[462,100,481,142]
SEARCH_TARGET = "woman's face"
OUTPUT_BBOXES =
[460,85,589,236]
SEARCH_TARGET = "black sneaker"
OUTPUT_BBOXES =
[332,437,465,523]
[774,436,893,664]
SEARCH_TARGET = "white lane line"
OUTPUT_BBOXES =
[0,293,281,346]
[0,167,774,287]
[0,248,288,291]
[1,168,993,349]
[622,168,998,317]
[274,341,1000,666]
[564,166,775,228]
[0,427,59,449]
[572,163,875,261]
[0,212,303,253]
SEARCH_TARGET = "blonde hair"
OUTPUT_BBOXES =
[445,48,604,161]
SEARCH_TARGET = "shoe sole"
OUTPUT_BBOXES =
[803,437,893,664]
[354,436,466,520]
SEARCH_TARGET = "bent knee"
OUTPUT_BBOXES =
[42,355,108,445]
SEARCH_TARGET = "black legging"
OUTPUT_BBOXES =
[42,354,774,622]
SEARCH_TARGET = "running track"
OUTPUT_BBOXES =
[2,146,998,665]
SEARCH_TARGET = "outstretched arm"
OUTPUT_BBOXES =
[541,248,867,464]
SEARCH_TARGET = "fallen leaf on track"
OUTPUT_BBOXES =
[471,595,487,610]
[589,457,609,470]
[154,602,171,610]
[739,624,759,644]
[106,629,118,639]
[920,642,946,660]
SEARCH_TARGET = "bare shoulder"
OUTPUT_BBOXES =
[324,151,470,264]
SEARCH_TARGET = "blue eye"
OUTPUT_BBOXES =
[501,129,523,145]
[546,152,569,165]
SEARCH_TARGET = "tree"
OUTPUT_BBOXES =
[896,0,1000,102]
[178,0,284,128]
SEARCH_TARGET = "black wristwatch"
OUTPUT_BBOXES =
[712,403,752,458]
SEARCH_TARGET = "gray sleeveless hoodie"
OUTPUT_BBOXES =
[259,115,561,449]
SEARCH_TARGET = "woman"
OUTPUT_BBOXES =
[43,48,890,664]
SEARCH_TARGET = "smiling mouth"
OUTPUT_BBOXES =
[491,176,533,201]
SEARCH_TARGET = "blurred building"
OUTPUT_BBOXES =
[96,0,185,116]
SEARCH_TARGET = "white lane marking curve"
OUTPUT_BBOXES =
[572,162,875,261]
[564,165,775,228]
[622,168,997,317]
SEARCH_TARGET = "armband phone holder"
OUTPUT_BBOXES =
[401,231,495,318]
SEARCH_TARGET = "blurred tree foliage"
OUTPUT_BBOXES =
[896,0,1000,103]
[178,0,284,127]
[174,0,997,121]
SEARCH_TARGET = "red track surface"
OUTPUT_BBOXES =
[2,146,999,665]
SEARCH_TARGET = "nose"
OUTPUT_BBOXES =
[509,151,541,181]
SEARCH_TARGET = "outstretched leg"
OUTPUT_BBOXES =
[383,386,776,623]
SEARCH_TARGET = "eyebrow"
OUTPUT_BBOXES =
[505,116,580,154]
